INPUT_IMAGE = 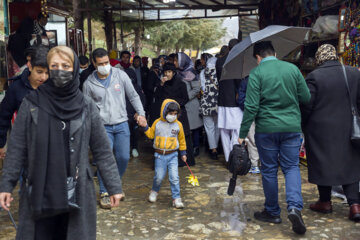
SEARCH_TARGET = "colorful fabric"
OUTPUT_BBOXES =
[200,57,219,116]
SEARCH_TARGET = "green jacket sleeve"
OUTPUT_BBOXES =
[239,71,261,139]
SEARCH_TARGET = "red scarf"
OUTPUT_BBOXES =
[120,61,131,69]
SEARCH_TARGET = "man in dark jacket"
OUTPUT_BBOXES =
[79,62,95,90]
[124,68,146,158]
[0,47,49,158]
[216,39,242,163]
[131,55,149,90]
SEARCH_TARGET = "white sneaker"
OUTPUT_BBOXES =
[148,190,158,203]
[132,149,139,158]
[249,166,260,174]
[173,198,184,209]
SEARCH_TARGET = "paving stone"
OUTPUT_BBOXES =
[2,139,360,240]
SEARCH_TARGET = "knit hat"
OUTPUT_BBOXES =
[315,44,338,66]
[163,63,177,72]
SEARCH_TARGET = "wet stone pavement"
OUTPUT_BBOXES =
[1,137,360,240]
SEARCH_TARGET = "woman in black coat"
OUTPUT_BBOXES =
[301,44,360,221]
[150,63,195,166]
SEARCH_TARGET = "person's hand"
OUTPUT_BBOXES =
[160,76,168,86]
[0,148,5,159]
[182,155,187,162]
[238,138,246,145]
[133,113,139,121]
[0,192,13,211]
[110,193,123,208]
[137,115,147,127]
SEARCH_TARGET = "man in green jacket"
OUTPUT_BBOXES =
[238,41,310,235]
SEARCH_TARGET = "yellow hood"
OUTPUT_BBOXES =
[109,50,117,59]
[160,99,180,121]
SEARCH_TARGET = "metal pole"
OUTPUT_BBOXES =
[3,0,9,35]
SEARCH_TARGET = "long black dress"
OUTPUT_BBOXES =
[150,74,195,166]
[301,61,360,186]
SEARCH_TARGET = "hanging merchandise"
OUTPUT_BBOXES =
[41,0,48,18]
[342,1,360,67]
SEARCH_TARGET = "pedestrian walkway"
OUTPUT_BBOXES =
[1,139,360,239]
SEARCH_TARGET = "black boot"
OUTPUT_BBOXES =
[193,147,200,157]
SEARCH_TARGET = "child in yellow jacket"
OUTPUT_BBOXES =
[143,99,187,209]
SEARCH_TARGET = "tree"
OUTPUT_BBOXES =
[144,19,226,56]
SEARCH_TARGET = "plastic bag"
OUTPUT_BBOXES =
[312,15,339,36]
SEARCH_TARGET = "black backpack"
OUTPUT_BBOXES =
[227,143,251,195]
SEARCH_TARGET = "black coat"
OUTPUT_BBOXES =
[215,54,240,107]
[150,74,190,135]
[143,70,159,106]
[301,61,360,186]
[0,69,33,148]
[79,64,96,91]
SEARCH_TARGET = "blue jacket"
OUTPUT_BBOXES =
[0,69,33,147]
[237,77,248,111]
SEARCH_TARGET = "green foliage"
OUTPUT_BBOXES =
[144,19,226,52]
[141,47,157,58]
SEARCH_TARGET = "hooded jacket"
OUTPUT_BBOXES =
[0,68,33,148]
[144,99,186,156]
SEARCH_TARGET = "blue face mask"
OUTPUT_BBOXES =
[79,68,84,74]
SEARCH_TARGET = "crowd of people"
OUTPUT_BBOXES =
[0,36,359,239]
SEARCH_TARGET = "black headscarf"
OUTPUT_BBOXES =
[26,51,85,219]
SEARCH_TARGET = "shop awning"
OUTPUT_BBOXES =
[78,0,259,21]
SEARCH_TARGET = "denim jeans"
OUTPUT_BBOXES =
[255,132,303,216]
[152,152,181,199]
[98,122,130,194]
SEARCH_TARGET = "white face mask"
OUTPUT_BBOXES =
[97,64,111,76]
[166,114,177,123]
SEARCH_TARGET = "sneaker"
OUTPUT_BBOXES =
[100,192,111,209]
[132,149,139,158]
[210,151,218,160]
[288,208,306,235]
[249,166,260,174]
[254,209,282,224]
[173,198,184,209]
[148,190,158,203]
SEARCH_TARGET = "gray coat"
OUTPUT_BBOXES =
[183,79,203,130]
[0,97,122,240]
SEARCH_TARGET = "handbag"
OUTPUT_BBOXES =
[227,143,251,195]
[67,166,80,210]
[341,65,360,148]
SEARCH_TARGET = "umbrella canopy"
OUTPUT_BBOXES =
[221,25,310,80]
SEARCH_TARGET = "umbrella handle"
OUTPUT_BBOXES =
[185,161,195,178]
[7,210,17,230]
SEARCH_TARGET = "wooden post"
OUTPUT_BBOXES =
[113,22,117,50]
[87,11,92,55]
[238,12,242,41]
